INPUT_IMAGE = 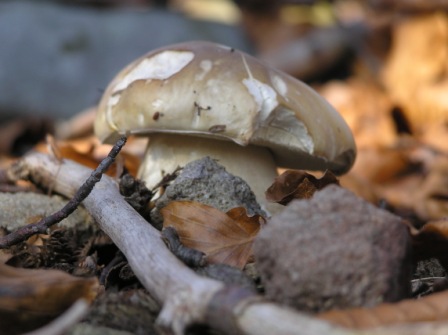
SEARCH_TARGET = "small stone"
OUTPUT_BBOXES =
[0,192,94,232]
[254,185,412,313]
[151,157,264,227]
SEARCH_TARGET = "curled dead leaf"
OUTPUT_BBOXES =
[265,170,339,205]
[161,201,264,269]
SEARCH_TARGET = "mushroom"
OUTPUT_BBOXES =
[94,41,356,214]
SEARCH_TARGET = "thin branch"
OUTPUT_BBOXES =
[0,136,127,249]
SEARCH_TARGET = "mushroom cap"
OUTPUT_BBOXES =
[95,41,356,174]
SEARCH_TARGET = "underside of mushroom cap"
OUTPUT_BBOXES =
[94,41,356,174]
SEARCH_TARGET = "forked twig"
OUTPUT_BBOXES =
[0,136,127,249]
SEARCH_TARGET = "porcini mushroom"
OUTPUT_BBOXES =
[94,41,356,214]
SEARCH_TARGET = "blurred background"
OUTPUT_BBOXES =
[0,0,390,122]
[0,0,371,150]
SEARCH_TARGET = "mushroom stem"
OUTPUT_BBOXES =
[138,133,282,215]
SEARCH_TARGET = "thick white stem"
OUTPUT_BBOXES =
[138,134,283,215]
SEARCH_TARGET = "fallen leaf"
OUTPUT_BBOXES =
[161,201,264,269]
[321,79,396,150]
[348,146,411,184]
[382,12,448,134]
[318,289,448,329]
[0,262,98,334]
[265,170,339,205]
[35,136,140,177]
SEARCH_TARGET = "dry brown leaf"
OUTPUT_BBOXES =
[265,170,339,205]
[382,12,448,134]
[348,146,411,184]
[35,136,140,177]
[0,262,98,333]
[318,289,448,329]
[321,79,396,150]
[161,201,264,269]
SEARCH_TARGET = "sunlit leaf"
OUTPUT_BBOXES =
[36,136,140,177]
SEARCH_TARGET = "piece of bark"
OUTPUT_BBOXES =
[6,152,352,335]
[254,185,412,313]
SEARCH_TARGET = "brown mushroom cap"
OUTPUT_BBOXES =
[95,41,356,174]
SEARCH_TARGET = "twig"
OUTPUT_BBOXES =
[161,226,207,268]
[0,136,126,249]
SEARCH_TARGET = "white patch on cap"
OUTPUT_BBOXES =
[106,94,122,131]
[195,60,212,81]
[114,51,194,92]
[243,78,278,121]
[272,75,288,98]
[241,54,278,121]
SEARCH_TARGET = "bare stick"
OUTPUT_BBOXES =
[0,137,126,249]
[6,152,352,335]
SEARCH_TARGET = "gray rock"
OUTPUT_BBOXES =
[0,1,253,120]
[254,185,412,313]
[0,192,95,231]
[152,157,265,227]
